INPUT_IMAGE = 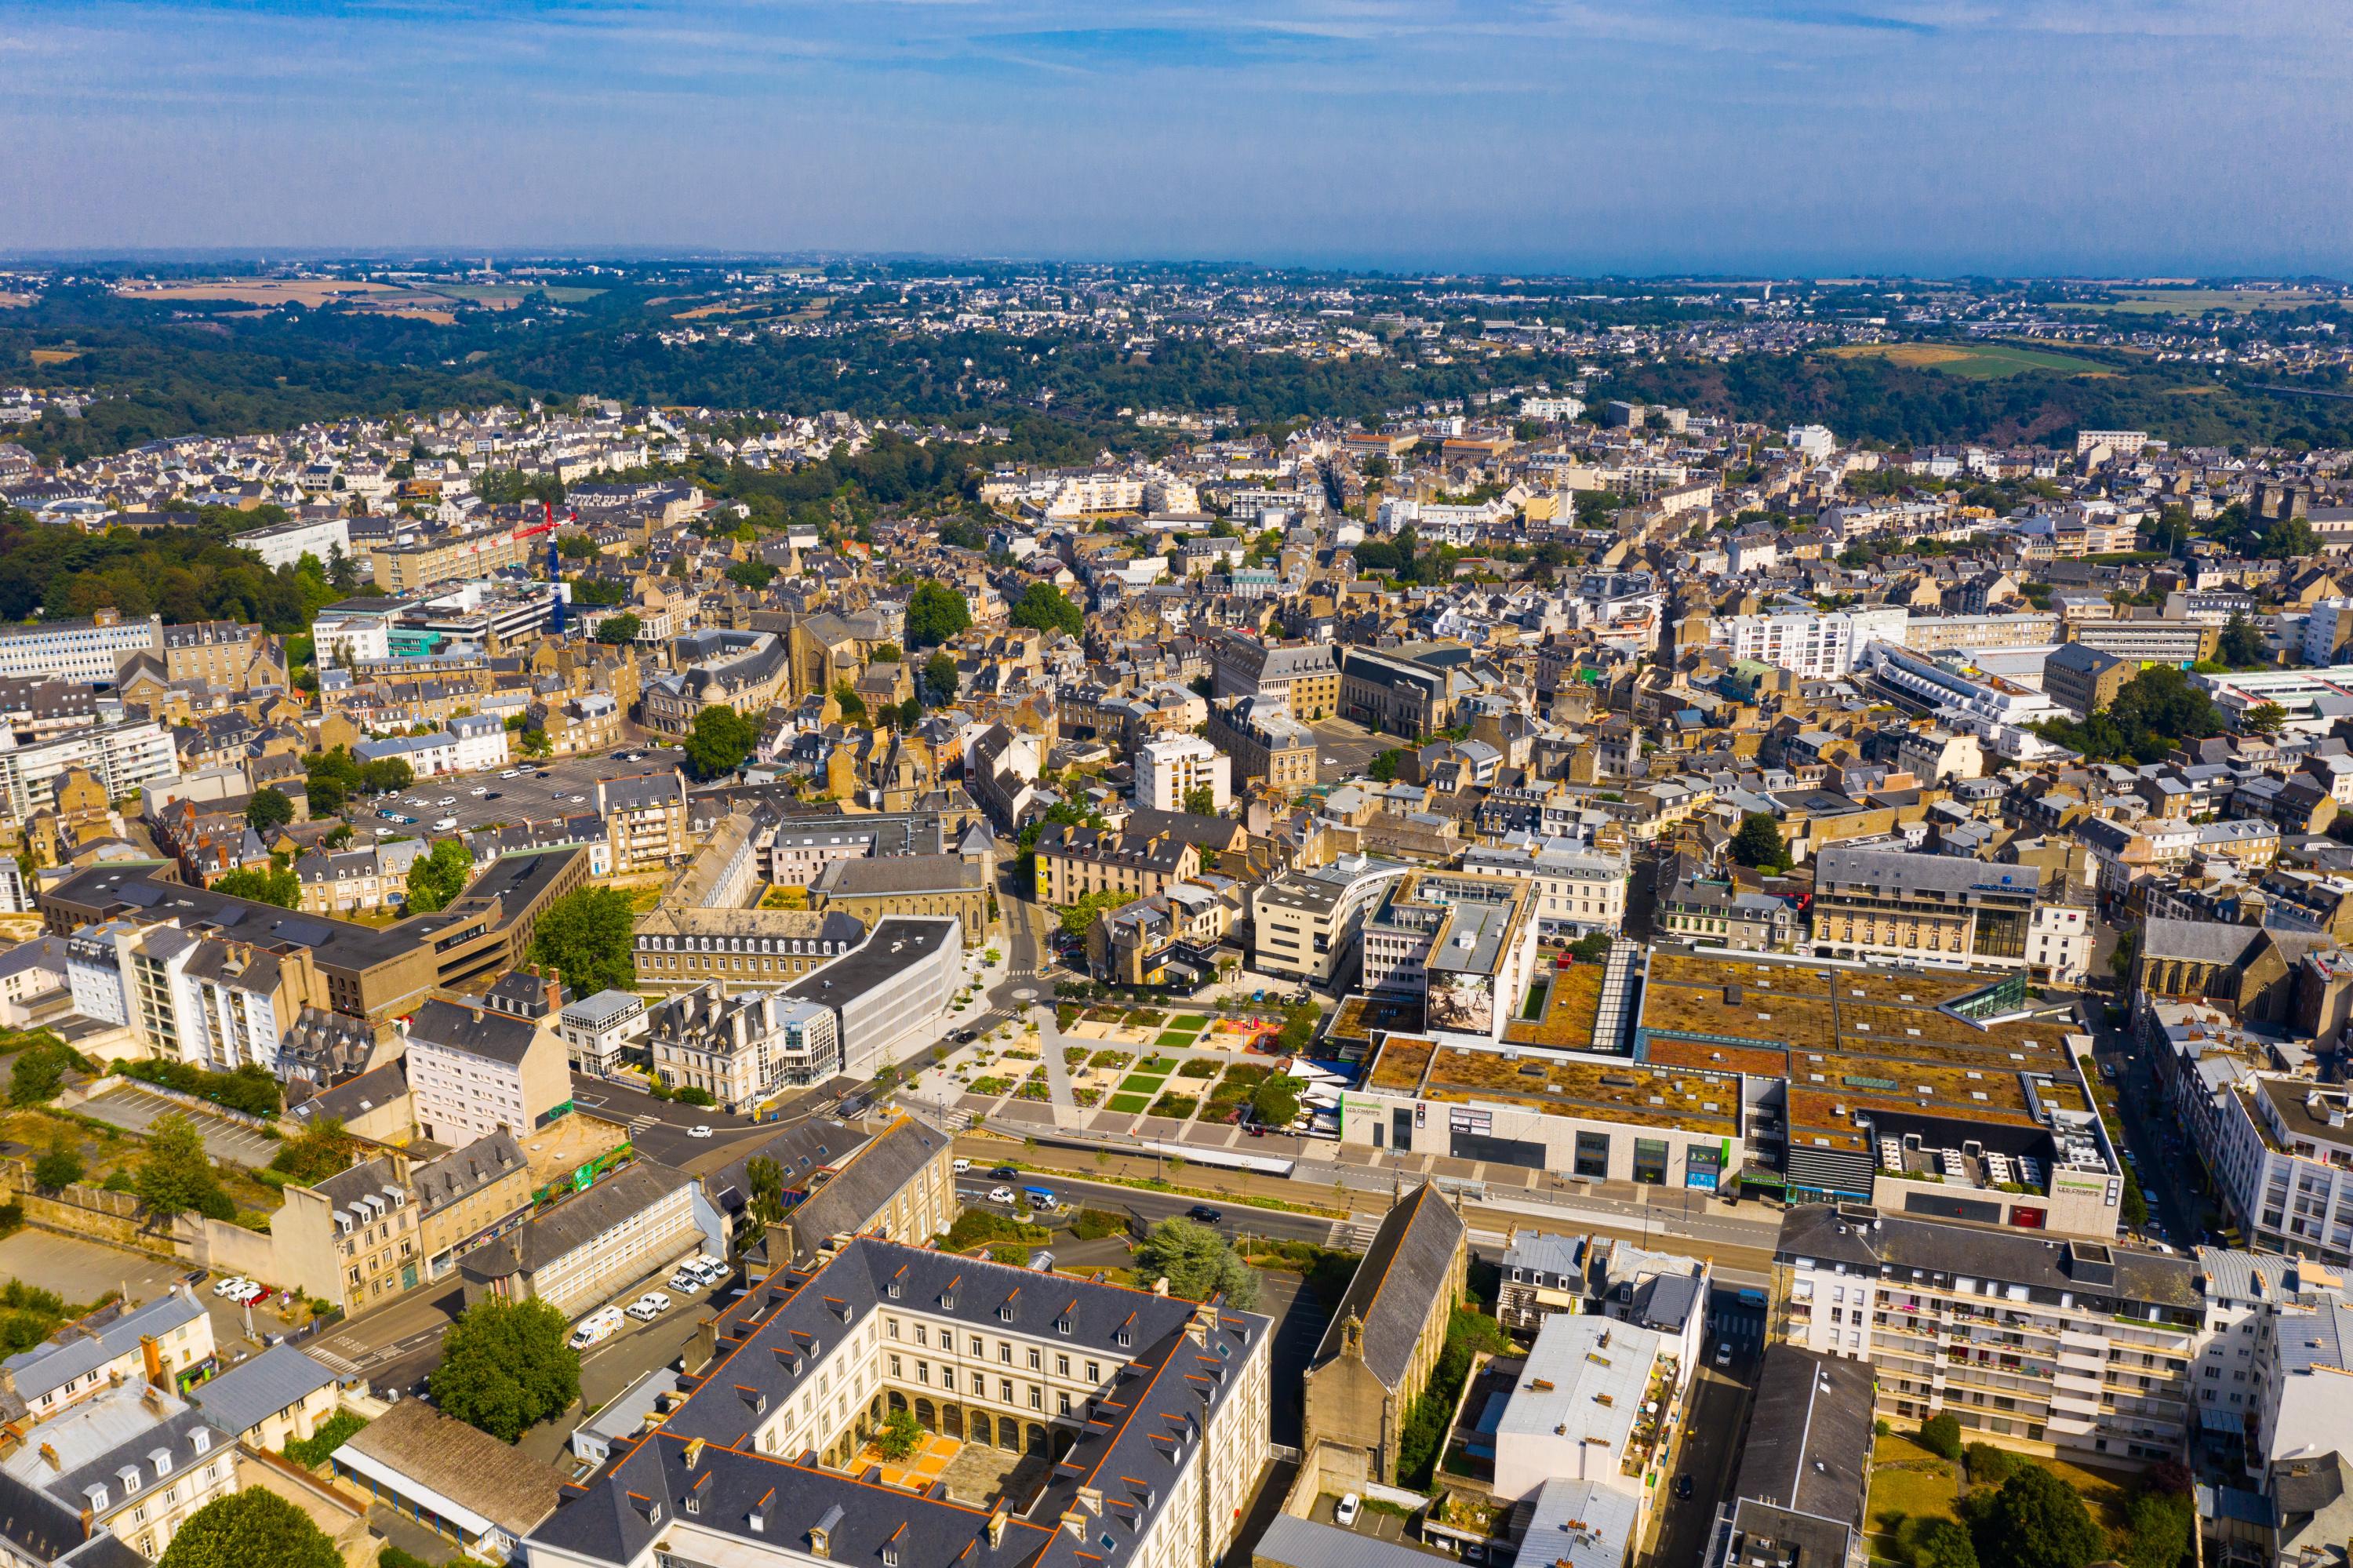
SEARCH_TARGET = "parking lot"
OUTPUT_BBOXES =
[0,1231,184,1307]
[365,747,684,835]
[78,1083,282,1167]
[1306,715,1393,784]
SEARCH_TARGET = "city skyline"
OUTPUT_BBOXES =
[1,0,2347,272]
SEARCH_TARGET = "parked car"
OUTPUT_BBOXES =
[212,1277,253,1299]
[625,1292,671,1321]
[433,817,457,831]
[987,1186,1018,1204]
[1334,1495,1360,1528]
[1715,1342,1733,1366]
[1675,1475,1694,1501]
[568,1306,625,1350]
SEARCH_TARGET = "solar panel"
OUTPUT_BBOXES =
[119,882,165,908]
[274,916,334,948]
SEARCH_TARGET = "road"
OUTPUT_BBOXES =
[2083,1016,2207,1249]
[956,1171,1339,1247]
[1644,1291,1766,1568]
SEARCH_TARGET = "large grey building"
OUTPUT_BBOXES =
[784,915,963,1077]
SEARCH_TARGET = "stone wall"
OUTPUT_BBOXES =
[0,1156,181,1257]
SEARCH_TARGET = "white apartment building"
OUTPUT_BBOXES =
[2169,1059,2353,1268]
[0,609,162,684]
[1461,839,1630,937]
[2303,599,2353,668]
[558,989,648,1076]
[646,985,840,1112]
[352,714,507,780]
[1786,424,1836,461]
[232,513,351,571]
[2077,429,2149,457]
[0,719,179,824]
[522,1238,1271,1568]
[1774,1206,2204,1467]
[1716,606,1908,681]
[402,997,571,1148]
[2028,904,2093,985]
[1133,733,1232,813]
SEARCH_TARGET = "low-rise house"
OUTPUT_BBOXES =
[0,1381,236,1563]
[186,1344,340,1451]
[329,1399,565,1565]
[0,1287,214,1422]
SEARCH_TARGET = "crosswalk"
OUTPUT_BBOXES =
[1326,1217,1382,1250]
[625,1113,663,1137]
[307,1344,361,1377]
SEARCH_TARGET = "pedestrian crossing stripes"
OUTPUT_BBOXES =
[1326,1217,1381,1250]
[307,1344,361,1377]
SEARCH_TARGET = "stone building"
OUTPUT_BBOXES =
[1301,1183,1469,1484]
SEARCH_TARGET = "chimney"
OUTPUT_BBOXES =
[987,1508,1010,1548]
[39,1442,60,1472]
[693,1315,719,1373]
[767,1218,793,1271]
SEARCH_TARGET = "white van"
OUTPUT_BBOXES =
[951,1159,972,1175]
[433,816,458,831]
[567,1306,625,1351]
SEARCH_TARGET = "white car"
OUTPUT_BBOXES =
[688,1125,712,1139]
[987,1186,1017,1204]
[669,1266,707,1292]
[213,1276,253,1299]
[625,1293,670,1321]
[1715,1342,1733,1366]
[433,817,457,831]
[1335,1494,1360,1528]
[951,1158,972,1174]
[500,769,522,778]
[568,794,588,803]
[469,787,488,796]
[438,796,456,806]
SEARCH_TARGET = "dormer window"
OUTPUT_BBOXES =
[998,1304,1013,1322]
[118,1467,140,1495]
[1115,1328,1133,1348]
[1056,1317,1072,1336]
[883,1548,899,1567]
[190,1431,210,1455]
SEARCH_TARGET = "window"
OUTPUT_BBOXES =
[1056,1355,1071,1377]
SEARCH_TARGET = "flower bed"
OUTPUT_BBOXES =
[1177,1058,1220,1079]
[1148,1093,1198,1119]
[1088,1050,1133,1070]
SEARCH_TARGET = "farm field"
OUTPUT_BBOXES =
[1822,340,2118,378]
[2055,287,2333,315]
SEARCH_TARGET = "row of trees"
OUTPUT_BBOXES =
[1908,1413,2191,1568]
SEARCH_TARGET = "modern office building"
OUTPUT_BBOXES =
[0,719,178,825]
[1359,869,1541,1041]
[1249,855,1413,986]
[783,916,963,1077]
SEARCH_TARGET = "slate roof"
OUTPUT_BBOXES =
[1725,1346,1872,1529]
[464,1161,696,1279]
[783,1115,951,1262]
[413,1133,529,1220]
[1,1289,207,1410]
[406,996,544,1067]
[528,1236,1267,1568]
[1309,1183,1464,1391]
[187,1344,338,1437]
[1776,1205,2199,1311]
[2140,917,2271,969]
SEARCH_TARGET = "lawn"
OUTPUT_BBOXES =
[1107,1093,1151,1114]
[1865,1433,1959,1561]
[2054,286,2331,315]
[1154,1030,1198,1050]
[1116,1073,1170,1094]
[1160,1014,1209,1036]
[1822,340,2119,379]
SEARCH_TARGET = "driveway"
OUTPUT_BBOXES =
[78,1084,281,1167]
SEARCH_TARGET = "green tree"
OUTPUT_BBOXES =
[746,1155,787,1229]
[8,1036,84,1107]
[1180,784,1219,817]
[682,704,758,780]
[430,1295,582,1442]
[136,1113,233,1221]
[1731,811,1791,872]
[214,862,301,908]
[832,680,868,724]
[158,1486,343,1568]
[907,580,973,647]
[531,887,638,997]
[2243,701,2288,737]
[877,1406,924,1461]
[1278,1000,1321,1054]
[245,786,294,836]
[31,1132,82,1191]
[2219,610,2268,668]
[404,839,474,913]
[2257,516,2321,559]
[1133,1217,1258,1309]
[1918,1410,1962,1461]
[923,651,959,704]
[2118,1487,2193,1568]
[358,756,413,794]
[1911,1517,1981,1568]
[871,642,903,664]
[303,748,361,813]
[2121,1170,2150,1229]
[726,560,778,591]
[1969,1463,2104,1568]
[1009,582,1084,638]
[595,611,642,645]
[268,1118,357,1185]
[1250,1076,1301,1127]
[1368,748,1406,783]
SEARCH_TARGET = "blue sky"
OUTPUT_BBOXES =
[1,0,2348,273]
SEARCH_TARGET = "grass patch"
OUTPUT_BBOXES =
[1107,1093,1151,1114]
[1148,1093,1198,1119]
[1176,1058,1220,1079]
[1154,1030,1196,1050]
[1823,340,2120,378]
[1865,1432,1960,1561]
[1138,1054,1179,1074]
[1116,1073,1170,1094]
[1160,1014,1209,1035]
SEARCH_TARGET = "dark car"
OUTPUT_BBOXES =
[991,1165,1020,1180]
[1675,1475,1693,1501]
[952,1028,979,1044]
[1187,1205,1223,1224]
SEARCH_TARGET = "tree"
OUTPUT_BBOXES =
[1250,1076,1301,1128]
[1918,1410,1962,1461]
[2243,701,2288,737]
[1969,1463,2104,1568]
[2121,1170,2150,1229]
[404,839,474,913]
[9,1036,84,1107]
[1731,811,1791,872]
[923,651,959,704]
[158,1487,342,1568]
[303,748,361,813]
[907,580,973,648]
[1368,748,1406,783]
[136,1113,233,1221]
[2219,610,2268,668]
[1057,890,1135,939]
[268,1117,357,1185]
[358,756,413,795]
[2257,517,2321,559]
[1133,1217,1258,1308]
[595,612,642,645]
[877,1406,924,1462]
[726,560,777,591]
[214,862,300,909]
[31,1132,81,1191]
[2118,1490,2191,1568]
[430,1295,581,1442]
[683,704,758,780]
[1278,1000,1321,1055]
[746,1155,787,1229]
[1009,582,1084,638]
[1911,1517,1980,1568]
[1566,932,1613,962]
[871,642,903,664]
[531,887,638,997]
[831,681,868,724]
[1180,784,1219,817]
[245,786,294,836]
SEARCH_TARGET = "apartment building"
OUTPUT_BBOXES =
[1809,845,2088,980]
[1460,839,1628,937]
[1133,734,1231,813]
[808,854,991,941]
[1208,630,1340,717]
[1772,1205,2202,1467]
[0,1382,237,1564]
[642,631,790,736]
[647,985,842,1112]
[0,718,178,825]
[1657,875,1798,951]
[403,994,572,1147]
[1339,644,1467,736]
[1032,824,1200,905]
[0,607,163,683]
[369,523,535,592]
[232,511,351,569]
[2164,1053,2353,1267]
[1497,1230,1711,1366]
[1205,697,1318,790]
[557,988,648,1075]
[769,1113,957,1266]
[525,1236,1271,1568]
[187,1344,341,1452]
[413,1133,536,1282]
[0,1287,214,1421]
[1715,607,1906,681]
[2042,643,2135,719]
[595,770,693,872]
